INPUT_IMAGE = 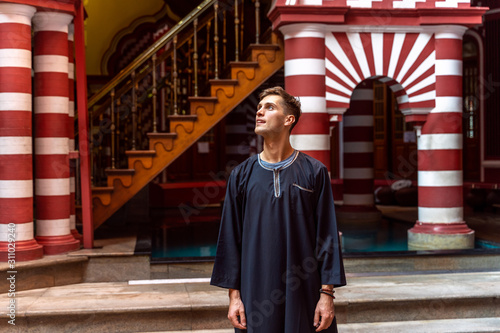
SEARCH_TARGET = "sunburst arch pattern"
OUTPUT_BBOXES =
[325,31,436,113]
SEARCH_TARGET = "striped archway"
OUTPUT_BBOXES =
[325,28,436,115]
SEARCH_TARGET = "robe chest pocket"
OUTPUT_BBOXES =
[290,183,315,217]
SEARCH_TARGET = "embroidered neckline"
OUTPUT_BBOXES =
[258,150,298,171]
[258,151,299,198]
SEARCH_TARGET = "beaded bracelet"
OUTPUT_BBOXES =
[319,288,335,298]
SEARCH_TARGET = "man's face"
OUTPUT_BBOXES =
[255,95,292,137]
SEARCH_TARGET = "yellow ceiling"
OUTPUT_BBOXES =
[84,0,165,76]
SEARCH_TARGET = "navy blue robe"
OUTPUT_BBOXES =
[211,151,346,333]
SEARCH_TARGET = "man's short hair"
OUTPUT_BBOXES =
[259,86,301,132]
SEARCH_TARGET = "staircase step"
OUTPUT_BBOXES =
[105,168,135,187]
[91,186,114,194]
[2,271,498,332]
[228,61,259,81]
[338,318,500,333]
[208,78,239,86]
[147,132,177,139]
[188,97,218,116]
[125,150,157,171]
[105,168,135,176]
[148,132,178,152]
[248,43,281,62]
[147,318,500,333]
[168,115,198,134]
[209,79,239,97]
[125,150,156,157]
[228,61,259,68]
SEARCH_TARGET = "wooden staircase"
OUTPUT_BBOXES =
[91,36,284,228]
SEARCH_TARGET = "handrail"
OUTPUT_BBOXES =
[88,0,216,108]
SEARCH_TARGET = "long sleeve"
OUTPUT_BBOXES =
[315,166,346,288]
[210,169,244,289]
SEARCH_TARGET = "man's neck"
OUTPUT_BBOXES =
[260,135,295,163]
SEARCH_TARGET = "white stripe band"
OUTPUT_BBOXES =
[397,94,410,105]
[0,93,31,111]
[299,97,326,113]
[344,142,373,153]
[325,58,356,88]
[435,59,462,76]
[0,180,33,198]
[285,58,325,76]
[282,24,325,40]
[433,97,462,112]
[418,207,464,223]
[36,218,70,237]
[0,49,31,68]
[344,168,374,179]
[434,29,467,40]
[326,77,352,96]
[0,136,31,155]
[406,74,435,95]
[290,134,330,151]
[0,3,36,24]
[33,12,73,33]
[326,92,350,104]
[343,115,373,127]
[34,96,69,114]
[408,91,435,103]
[35,178,70,196]
[343,194,374,206]
[35,137,69,155]
[129,277,211,285]
[302,0,322,5]
[34,55,69,73]
[0,179,33,199]
[418,170,462,187]
[0,222,34,241]
[418,133,462,150]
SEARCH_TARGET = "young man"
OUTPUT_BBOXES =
[211,86,346,332]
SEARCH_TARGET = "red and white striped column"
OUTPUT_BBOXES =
[337,81,381,223]
[408,26,474,250]
[68,23,81,242]
[0,3,43,262]
[343,83,375,206]
[281,24,330,170]
[33,12,80,255]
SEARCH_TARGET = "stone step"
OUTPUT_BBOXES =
[339,318,500,333]
[0,271,498,332]
[145,317,500,333]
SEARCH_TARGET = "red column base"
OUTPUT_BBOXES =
[71,229,83,244]
[0,239,44,262]
[36,234,80,255]
[408,221,475,250]
[409,221,474,234]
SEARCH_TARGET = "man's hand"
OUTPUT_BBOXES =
[313,293,335,332]
[228,289,247,329]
